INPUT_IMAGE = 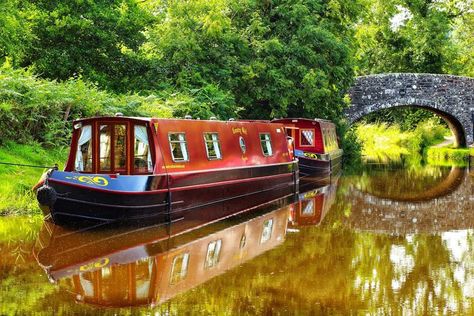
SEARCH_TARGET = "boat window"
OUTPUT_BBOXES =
[75,125,93,172]
[134,125,153,173]
[170,253,189,284]
[169,133,189,162]
[205,239,222,269]
[79,272,95,298]
[260,218,274,244]
[239,136,246,154]
[259,133,273,156]
[204,133,222,160]
[301,200,315,216]
[300,129,314,146]
[99,125,112,171]
[136,258,154,300]
[114,124,127,171]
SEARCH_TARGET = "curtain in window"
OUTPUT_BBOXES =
[75,125,92,171]
[211,134,221,158]
[178,134,188,161]
[135,125,153,172]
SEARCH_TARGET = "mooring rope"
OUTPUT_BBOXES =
[0,161,58,169]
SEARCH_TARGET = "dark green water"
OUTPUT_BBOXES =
[1,164,473,315]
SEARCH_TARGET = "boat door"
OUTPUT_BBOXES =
[97,122,129,174]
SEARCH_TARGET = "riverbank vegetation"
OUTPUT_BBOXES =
[0,142,66,215]
[354,117,452,163]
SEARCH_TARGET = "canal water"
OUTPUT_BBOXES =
[1,164,473,315]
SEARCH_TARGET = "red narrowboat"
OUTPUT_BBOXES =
[34,200,290,307]
[36,115,298,223]
[288,174,340,228]
[272,118,343,178]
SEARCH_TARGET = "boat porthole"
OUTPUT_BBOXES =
[239,136,246,154]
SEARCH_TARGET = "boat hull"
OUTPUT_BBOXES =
[297,149,343,180]
[44,162,298,224]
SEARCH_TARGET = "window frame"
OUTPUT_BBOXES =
[132,124,155,174]
[168,132,190,162]
[204,239,222,269]
[169,252,190,285]
[239,136,247,154]
[96,121,130,174]
[75,124,93,173]
[259,133,273,157]
[299,128,315,147]
[203,132,222,160]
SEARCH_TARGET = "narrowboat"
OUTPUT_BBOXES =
[288,173,340,228]
[272,118,343,178]
[35,115,298,223]
[34,199,290,307]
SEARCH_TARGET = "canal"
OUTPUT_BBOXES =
[1,163,473,315]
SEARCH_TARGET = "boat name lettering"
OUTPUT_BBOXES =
[232,127,248,135]
[65,175,109,187]
[163,164,186,169]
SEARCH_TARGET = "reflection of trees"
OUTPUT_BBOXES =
[350,165,453,200]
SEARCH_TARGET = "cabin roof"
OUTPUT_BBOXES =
[72,116,285,126]
[272,118,334,124]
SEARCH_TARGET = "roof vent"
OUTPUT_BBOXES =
[228,118,235,121]
[210,116,217,120]
[184,115,192,120]
[115,112,124,117]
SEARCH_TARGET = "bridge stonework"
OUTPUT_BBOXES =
[346,73,474,146]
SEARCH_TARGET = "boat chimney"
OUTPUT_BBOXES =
[210,116,217,120]
[184,115,192,120]
[115,112,124,117]
[228,118,235,121]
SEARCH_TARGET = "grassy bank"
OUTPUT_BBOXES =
[354,119,451,163]
[0,142,67,215]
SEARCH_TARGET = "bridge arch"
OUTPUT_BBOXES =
[346,73,474,146]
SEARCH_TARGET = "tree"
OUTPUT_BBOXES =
[22,0,154,92]
[0,0,33,64]
[144,0,360,120]
[354,0,473,75]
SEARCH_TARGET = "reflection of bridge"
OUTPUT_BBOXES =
[346,74,474,146]
[343,169,473,234]
[359,167,465,202]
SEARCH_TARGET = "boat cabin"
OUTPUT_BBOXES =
[65,116,294,175]
[272,118,340,155]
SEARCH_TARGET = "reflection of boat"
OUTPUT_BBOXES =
[35,116,298,223]
[34,200,291,307]
[272,118,343,178]
[288,173,340,227]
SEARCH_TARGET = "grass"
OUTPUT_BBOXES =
[0,142,67,215]
[425,147,471,167]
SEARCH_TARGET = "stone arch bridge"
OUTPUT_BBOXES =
[346,73,474,146]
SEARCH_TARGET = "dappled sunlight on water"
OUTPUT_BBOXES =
[1,164,473,314]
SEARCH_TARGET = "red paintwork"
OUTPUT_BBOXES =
[272,118,339,154]
[65,117,293,175]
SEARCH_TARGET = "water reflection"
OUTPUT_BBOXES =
[34,201,292,307]
[2,164,474,314]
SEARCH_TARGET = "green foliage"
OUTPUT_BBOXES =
[355,118,450,163]
[0,64,172,146]
[354,0,471,75]
[0,142,67,215]
[0,0,33,65]
[23,0,154,92]
[144,0,359,120]
[426,147,470,167]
